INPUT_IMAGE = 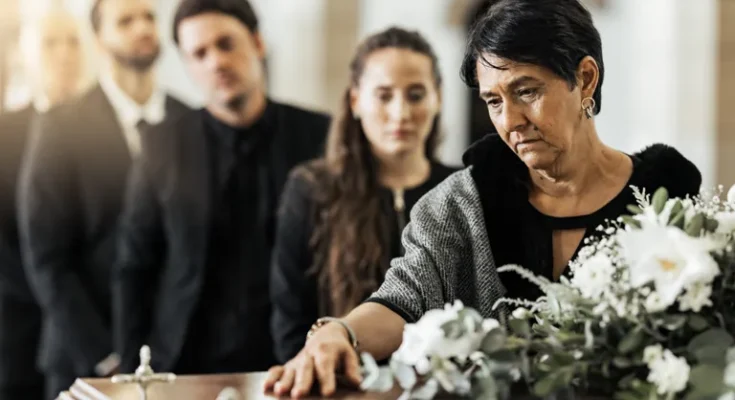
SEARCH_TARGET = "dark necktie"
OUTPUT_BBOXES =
[135,118,152,134]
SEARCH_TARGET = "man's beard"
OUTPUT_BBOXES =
[111,47,160,72]
[224,93,248,111]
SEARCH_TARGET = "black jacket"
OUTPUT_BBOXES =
[16,85,189,378]
[0,105,44,391]
[113,102,330,373]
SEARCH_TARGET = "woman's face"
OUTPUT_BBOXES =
[477,54,598,171]
[350,48,441,160]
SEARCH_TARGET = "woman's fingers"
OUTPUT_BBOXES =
[291,356,315,398]
[343,349,363,386]
[274,366,296,396]
[263,365,284,391]
[313,344,338,396]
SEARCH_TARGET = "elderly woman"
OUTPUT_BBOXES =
[264,0,702,397]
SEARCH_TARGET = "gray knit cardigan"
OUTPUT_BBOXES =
[367,167,506,322]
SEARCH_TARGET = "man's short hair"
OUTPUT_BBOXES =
[173,0,259,45]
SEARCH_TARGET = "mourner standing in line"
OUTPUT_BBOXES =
[112,0,329,376]
[0,9,85,400]
[270,27,457,363]
[16,0,189,397]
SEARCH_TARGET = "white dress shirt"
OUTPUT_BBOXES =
[99,74,166,156]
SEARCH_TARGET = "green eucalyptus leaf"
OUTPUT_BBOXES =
[661,314,688,330]
[618,327,646,354]
[668,200,683,222]
[694,346,728,366]
[532,368,574,398]
[688,364,725,396]
[480,329,507,354]
[621,216,642,230]
[613,392,645,400]
[612,356,633,368]
[652,187,669,214]
[670,209,687,229]
[705,217,720,233]
[627,205,644,215]
[487,349,518,363]
[471,375,499,400]
[509,318,531,338]
[618,373,637,390]
[686,213,706,237]
[688,328,735,362]
[688,315,710,331]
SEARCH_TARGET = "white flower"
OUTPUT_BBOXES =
[644,346,690,396]
[570,253,615,299]
[392,303,498,367]
[716,212,735,234]
[678,282,713,312]
[618,225,721,307]
[643,344,663,364]
[727,184,735,204]
[725,362,735,388]
[512,307,531,320]
[644,292,667,313]
[482,319,500,331]
[719,393,735,400]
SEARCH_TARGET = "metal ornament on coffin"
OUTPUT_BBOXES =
[111,345,176,400]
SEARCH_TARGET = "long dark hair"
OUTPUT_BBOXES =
[300,27,442,317]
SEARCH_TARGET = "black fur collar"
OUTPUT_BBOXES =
[462,133,702,199]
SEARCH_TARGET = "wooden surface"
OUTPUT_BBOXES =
[59,372,405,400]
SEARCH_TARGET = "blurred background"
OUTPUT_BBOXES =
[0,0,732,187]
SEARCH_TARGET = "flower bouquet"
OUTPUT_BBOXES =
[361,185,735,399]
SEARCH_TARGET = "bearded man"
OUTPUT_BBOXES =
[15,1,189,398]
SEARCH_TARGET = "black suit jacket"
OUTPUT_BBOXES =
[16,85,189,378]
[0,105,45,389]
[113,103,329,373]
[0,106,35,301]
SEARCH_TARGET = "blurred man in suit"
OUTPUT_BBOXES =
[0,9,84,399]
[16,0,189,397]
[113,0,329,376]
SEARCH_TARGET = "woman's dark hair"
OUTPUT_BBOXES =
[460,0,604,114]
[301,27,442,317]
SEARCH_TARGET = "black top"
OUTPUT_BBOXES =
[463,133,702,301]
[177,107,276,372]
[270,161,458,362]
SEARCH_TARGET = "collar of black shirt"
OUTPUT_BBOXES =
[204,98,277,155]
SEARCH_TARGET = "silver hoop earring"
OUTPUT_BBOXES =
[582,97,596,119]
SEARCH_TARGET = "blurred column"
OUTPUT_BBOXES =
[716,0,735,187]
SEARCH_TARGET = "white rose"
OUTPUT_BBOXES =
[727,184,735,204]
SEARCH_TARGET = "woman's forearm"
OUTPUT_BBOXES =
[343,302,405,361]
